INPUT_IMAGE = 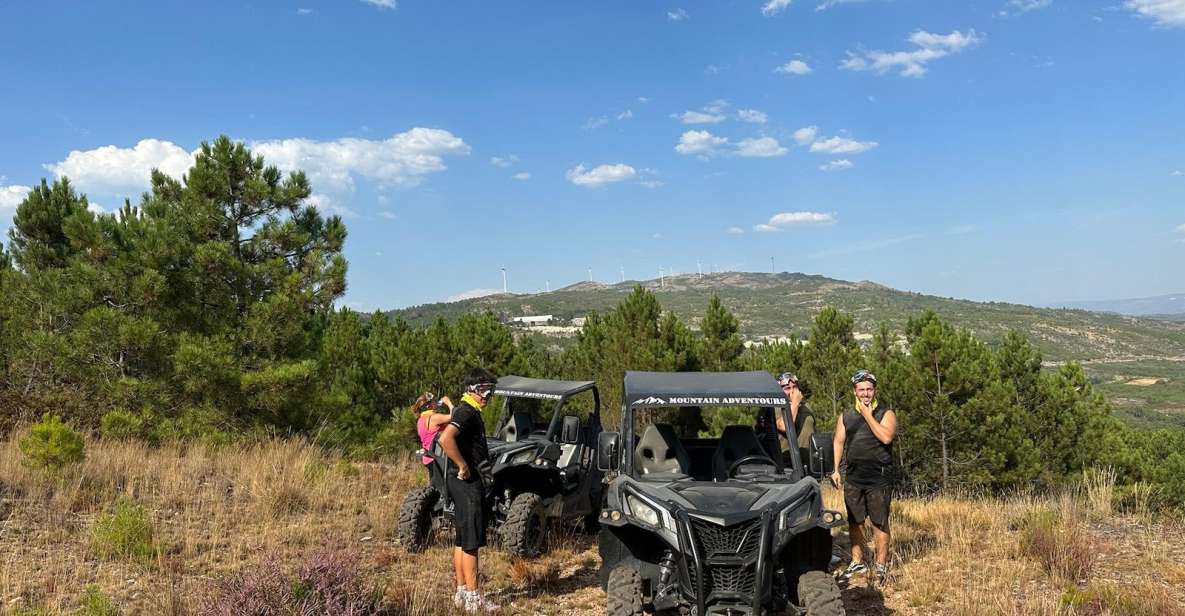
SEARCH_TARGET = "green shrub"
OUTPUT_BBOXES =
[19,414,86,473]
[76,585,119,616]
[91,498,155,563]
[99,410,144,441]
[334,459,360,478]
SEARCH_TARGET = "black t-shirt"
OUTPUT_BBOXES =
[842,407,894,488]
[448,400,490,479]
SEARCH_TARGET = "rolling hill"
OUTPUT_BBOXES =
[390,272,1185,428]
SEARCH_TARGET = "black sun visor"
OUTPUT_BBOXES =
[494,375,596,400]
[624,371,788,407]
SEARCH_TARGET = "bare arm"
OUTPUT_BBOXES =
[858,406,897,445]
[427,413,452,430]
[834,416,843,473]
[439,395,455,411]
[438,423,470,479]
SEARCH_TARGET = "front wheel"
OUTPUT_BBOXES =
[798,570,844,616]
[396,486,439,552]
[502,492,546,557]
[606,563,645,616]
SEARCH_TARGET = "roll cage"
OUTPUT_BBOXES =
[493,375,601,440]
[619,370,804,479]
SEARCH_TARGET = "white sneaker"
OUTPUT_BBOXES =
[453,586,469,609]
[464,592,501,613]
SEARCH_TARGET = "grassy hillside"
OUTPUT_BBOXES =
[1,437,1182,615]
[394,272,1185,363]
[393,272,1185,428]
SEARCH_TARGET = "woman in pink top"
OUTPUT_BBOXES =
[413,392,454,465]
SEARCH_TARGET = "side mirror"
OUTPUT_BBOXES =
[560,415,581,444]
[809,431,834,480]
[597,432,621,472]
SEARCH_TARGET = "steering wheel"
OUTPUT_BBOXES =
[728,454,778,477]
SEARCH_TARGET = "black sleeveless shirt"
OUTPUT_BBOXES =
[842,406,894,488]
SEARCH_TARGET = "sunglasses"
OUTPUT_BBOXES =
[851,369,877,385]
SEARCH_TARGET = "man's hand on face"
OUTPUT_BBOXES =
[857,398,874,414]
[787,386,804,408]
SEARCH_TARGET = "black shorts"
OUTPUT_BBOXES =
[844,483,891,530]
[447,474,486,551]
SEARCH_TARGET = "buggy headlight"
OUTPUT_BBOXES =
[624,493,674,530]
[501,448,535,465]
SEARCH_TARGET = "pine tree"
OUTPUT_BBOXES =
[800,307,863,427]
[700,295,744,371]
[7,178,90,271]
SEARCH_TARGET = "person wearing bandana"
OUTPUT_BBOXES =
[437,367,500,612]
[831,369,898,585]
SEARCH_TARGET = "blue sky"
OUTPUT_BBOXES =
[1,0,1183,310]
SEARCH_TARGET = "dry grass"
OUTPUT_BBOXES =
[1,436,1182,616]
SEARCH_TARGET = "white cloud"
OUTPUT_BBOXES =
[737,109,768,124]
[668,8,689,21]
[704,64,722,75]
[250,128,470,193]
[735,137,788,158]
[447,288,501,302]
[297,8,314,15]
[490,154,519,168]
[704,99,729,114]
[809,135,879,154]
[46,139,195,194]
[1,184,31,211]
[675,110,726,124]
[1176,223,1185,234]
[361,0,396,8]
[1125,0,1185,27]
[819,159,854,171]
[617,109,634,120]
[755,212,835,232]
[377,211,397,220]
[775,59,813,75]
[816,0,868,10]
[640,180,664,188]
[304,193,357,217]
[1000,0,1052,16]
[50,130,471,201]
[769,211,835,226]
[638,96,651,103]
[566,163,637,187]
[841,29,984,77]
[583,116,610,130]
[762,0,794,15]
[794,126,819,145]
[512,172,531,181]
[726,226,746,235]
[1173,170,1184,176]
[675,130,729,157]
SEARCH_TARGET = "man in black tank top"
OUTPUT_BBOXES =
[831,369,898,585]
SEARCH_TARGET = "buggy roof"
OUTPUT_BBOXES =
[495,375,596,400]
[624,370,788,407]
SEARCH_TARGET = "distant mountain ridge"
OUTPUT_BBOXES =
[390,272,1185,364]
[1050,293,1185,318]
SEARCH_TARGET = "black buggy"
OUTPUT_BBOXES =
[397,375,604,557]
[596,371,845,616]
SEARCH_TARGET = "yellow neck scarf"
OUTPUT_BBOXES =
[462,392,486,410]
[855,399,879,413]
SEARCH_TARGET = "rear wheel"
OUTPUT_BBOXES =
[396,486,439,552]
[798,570,844,616]
[606,563,645,616]
[503,492,546,557]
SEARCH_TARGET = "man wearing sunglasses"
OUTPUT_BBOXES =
[774,372,815,467]
[438,367,500,613]
[832,369,897,586]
